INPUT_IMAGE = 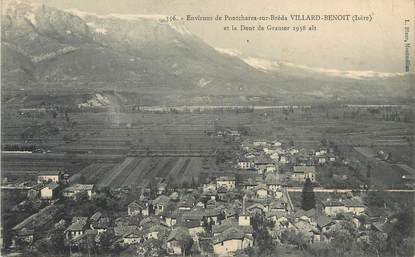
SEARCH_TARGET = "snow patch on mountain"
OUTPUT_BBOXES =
[281,62,406,80]
[87,22,107,35]
[215,48,241,57]
[24,12,36,25]
[67,9,192,36]
[216,47,406,80]
[242,57,280,71]
[170,23,191,35]
[66,9,167,22]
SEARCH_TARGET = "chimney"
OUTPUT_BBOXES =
[243,195,246,214]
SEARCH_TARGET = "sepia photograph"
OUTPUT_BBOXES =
[1,0,414,256]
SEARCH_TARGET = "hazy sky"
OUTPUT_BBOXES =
[5,0,415,72]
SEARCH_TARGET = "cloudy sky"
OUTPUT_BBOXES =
[5,0,414,73]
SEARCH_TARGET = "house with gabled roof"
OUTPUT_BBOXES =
[268,200,288,213]
[206,198,217,209]
[62,184,95,200]
[212,221,253,237]
[266,211,289,226]
[217,186,228,201]
[139,216,168,230]
[323,197,366,217]
[165,210,182,227]
[212,226,253,256]
[114,225,138,238]
[122,231,142,246]
[153,195,171,215]
[166,227,191,255]
[128,200,146,216]
[65,217,88,240]
[292,166,316,182]
[182,219,204,241]
[246,203,267,216]
[40,181,59,200]
[224,208,238,221]
[69,229,98,248]
[314,214,336,242]
[216,175,236,190]
[12,228,34,246]
[127,200,144,216]
[142,224,168,241]
[238,158,254,170]
[254,157,274,174]
[265,173,281,192]
[253,184,269,198]
[37,170,62,184]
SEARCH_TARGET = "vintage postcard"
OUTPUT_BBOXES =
[1,0,414,256]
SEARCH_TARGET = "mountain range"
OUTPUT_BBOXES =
[2,0,414,106]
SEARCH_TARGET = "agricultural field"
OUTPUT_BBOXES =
[1,101,413,188]
[67,156,214,188]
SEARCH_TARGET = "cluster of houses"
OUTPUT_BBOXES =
[7,137,403,256]
[112,174,289,256]
[24,169,388,257]
[7,163,398,257]
[36,171,95,200]
[236,139,340,185]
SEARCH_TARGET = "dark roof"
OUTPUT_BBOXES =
[247,203,266,212]
[153,195,170,205]
[44,181,59,190]
[212,223,253,235]
[254,184,268,191]
[90,211,102,222]
[212,226,252,244]
[38,170,62,176]
[139,217,168,228]
[123,231,142,238]
[265,211,286,219]
[182,211,203,221]
[344,198,366,208]
[294,208,317,219]
[217,175,236,181]
[293,166,316,173]
[217,186,228,193]
[254,157,273,164]
[183,219,202,229]
[114,225,138,237]
[269,200,286,210]
[203,208,221,217]
[92,217,110,229]
[324,198,366,208]
[167,227,190,242]
[65,221,86,232]
[316,215,334,228]
[16,229,34,236]
[63,184,94,192]
[72,217,88,224]
[128,200,144,210]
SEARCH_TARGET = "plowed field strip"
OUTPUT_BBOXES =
[166,157,187,178]
[177,159,191,176]
[111,158,142,187]
[122,158,151,186]
[98,157,136,187]
[155,158,178,178]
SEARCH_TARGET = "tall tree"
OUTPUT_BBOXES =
[301,178,316,211]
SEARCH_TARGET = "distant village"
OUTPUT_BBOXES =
[1,129,414,257]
